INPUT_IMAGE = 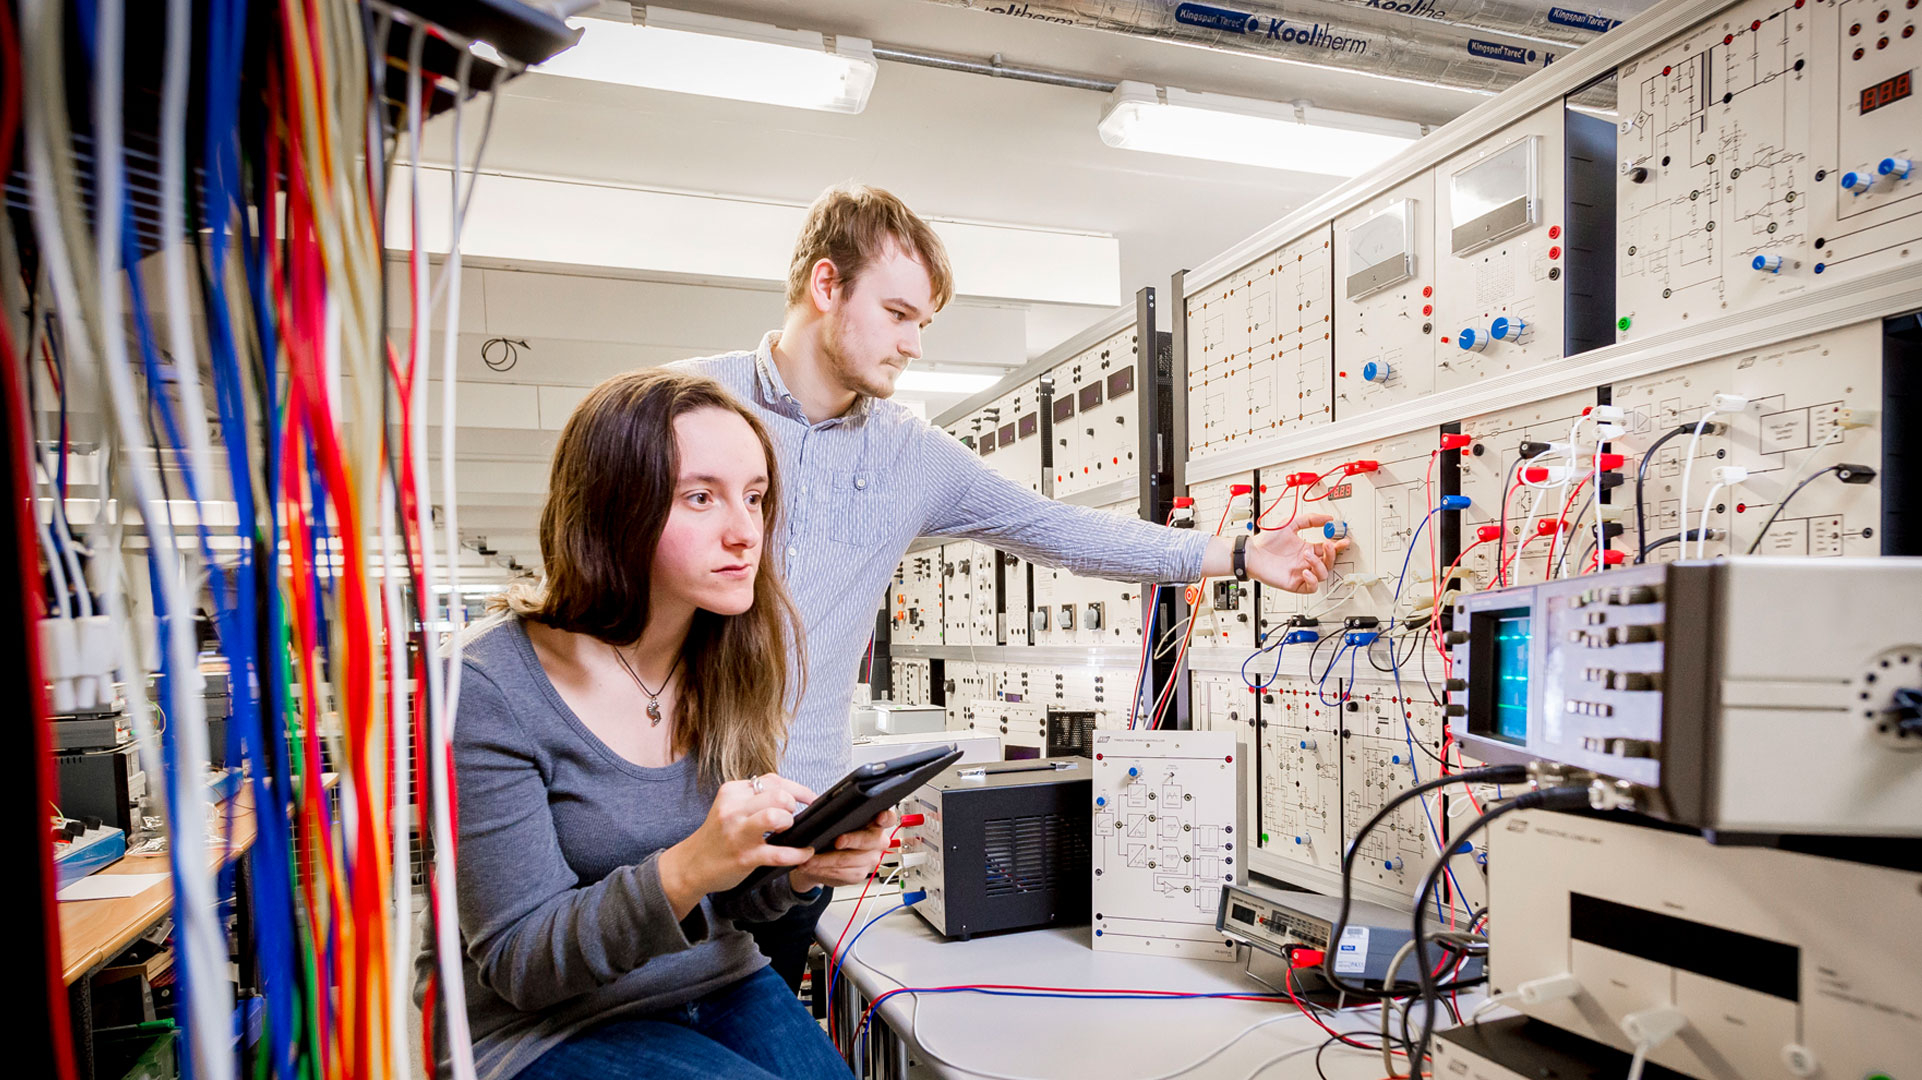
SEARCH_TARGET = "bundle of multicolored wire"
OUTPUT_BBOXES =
[3,3,566,1078]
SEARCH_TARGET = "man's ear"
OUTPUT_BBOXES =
[808,258,842,314]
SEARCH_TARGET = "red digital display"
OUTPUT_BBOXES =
[1861,69,1912,114]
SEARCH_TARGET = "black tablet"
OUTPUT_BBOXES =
[719,744,963,901]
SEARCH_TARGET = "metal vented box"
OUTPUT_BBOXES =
[900,759,1093,940]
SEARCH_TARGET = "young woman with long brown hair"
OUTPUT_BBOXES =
[424,369,882,1080]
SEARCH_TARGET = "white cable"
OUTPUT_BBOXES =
[158,0,219,519]
[1626,1044,1650,1080]
[403,32,479,1080]
[382,473,412,1080]
[24,4,229,1079]
[1676,411,1718,559]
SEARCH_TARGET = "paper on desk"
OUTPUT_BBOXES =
[57,873,171,902]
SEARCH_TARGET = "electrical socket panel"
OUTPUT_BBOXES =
[1340,671,1450,900]
[1090,729,1243,959]
[1190,672,1261,847]
[1185,474,1258,651]
[1609,320,1884,561]
[890,658,933,707]
[969,381,1047,495]
[1048,664,1132,725]
[1615,0,1919,341]
[939,544,977,647]
[1452,389,1605,595]
[1000,549,1033,647]
[1030,501,1150,647]
[1257,677,1345,873]
[1185,227,1335,462]
[1433,105,1586,389]
[891,553,944,646]
[1333,175,1441,418]
[964,699,1049,753]
[1049,328,1140,498]
[1256,429,1446,631]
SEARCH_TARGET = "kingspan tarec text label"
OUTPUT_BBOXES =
[1174,3,1372,53]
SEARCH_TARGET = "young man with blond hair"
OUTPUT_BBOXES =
[673,183,1343,989]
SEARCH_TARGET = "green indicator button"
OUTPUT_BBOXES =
[1617,315,1633,332]
[1863,1073,1894,1080]
[1261,832,1270,845]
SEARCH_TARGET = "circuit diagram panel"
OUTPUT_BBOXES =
[1191,672,1260,833]
[1186,474,1258,651]
[1433,106,1572,390]
[1333,174,1440,419]
[1091,730,1241,958]
[1001,548,1033,646]
[1615,0,1816,339]
[1809,0,1921,290]
[1453,390,1606,594]
[1257,677,1344,874]
[1608,320,1883,561]
[1255,429,1444,631]
[1049,328,1139,498]
[1342,671,1448,899]
[1185,227,1334,461]
[1030,500,1149,647]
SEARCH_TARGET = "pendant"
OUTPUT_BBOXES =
[647,698,663,725]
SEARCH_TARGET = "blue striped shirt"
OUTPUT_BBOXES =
[673,332,1211,792]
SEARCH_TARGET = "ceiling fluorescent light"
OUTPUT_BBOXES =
[534,7,877,114]
[1098,81,1420,178]
[895,369,1003,394]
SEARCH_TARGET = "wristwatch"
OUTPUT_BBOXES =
[1232,533,1251,582]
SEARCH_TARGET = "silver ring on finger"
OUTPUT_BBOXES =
[750,775,765,794]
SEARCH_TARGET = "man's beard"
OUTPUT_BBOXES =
[824,312,899,399]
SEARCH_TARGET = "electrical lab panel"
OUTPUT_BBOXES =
[1339,672,1450,900]
[1190,672,1261,843]
[967,382,1046,495]
[1434,104,1614,388]
[1048,327,1140,498]
[890,658,933,707]
[1090,729,1243,958]
[892,553,944,646]
[1030,501,1149,647]
[1489,809,1922,1080]
[1255,429,1446,630]
[1257,678,1345,874]
[939,542,1000,646]
[1609,320,1884,560]
[1333,177,1440,418]
[1815,0,1921,280]
[1185,475,1258,650]
[1047,664,1132,726]
[1615,0,1920,341]
[964,699,1050,753]
[1184,228,1335,461]
[1001,549,1033,646]
[1452,390,1606,594]
[943,661,1003,728]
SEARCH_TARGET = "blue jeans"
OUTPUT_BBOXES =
[515,966,852,1080]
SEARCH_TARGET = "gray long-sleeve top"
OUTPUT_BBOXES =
[417,616,814,1080]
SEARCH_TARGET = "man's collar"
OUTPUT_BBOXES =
[754,330,872,427]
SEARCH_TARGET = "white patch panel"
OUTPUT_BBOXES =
[1434,105,1586,389]
[1256,429,1444,631]
[1184,475,1258,651]
[1185,228,1335,461]
[1333,176,1441,418]
[1257,677,1344,873]
[1049,327,1140,498]
[1030,501,1150,648]
[1609,320,1884,560]
[1090,729,1242,959]
[1190,672,1261,849]
[890,553,944,646]
[1452,390,1605,594]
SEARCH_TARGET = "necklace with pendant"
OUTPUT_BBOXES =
[611,645,682,726]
